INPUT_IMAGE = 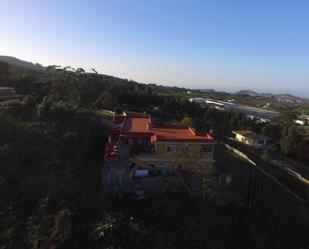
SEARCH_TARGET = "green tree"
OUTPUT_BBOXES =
[37,97,52,118]
[296,139,309,163]
[0,61,11,85]
[114,106,123,115]
[280,126,300,155]
[273,111,298,127]
[23,95,37,108]
[180,117,195,128]
[93,91,117,109]
[261,123,281,142]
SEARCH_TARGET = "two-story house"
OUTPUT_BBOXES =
[106,112,215,173]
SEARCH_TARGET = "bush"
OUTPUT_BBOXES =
[37,99,78,123]
[63,132,79,143]
[93,91,117,109]
[1,100,25,118]
[180,117,195,128]
[37,97,52,118]
[50,101,77,122]
[114,106,123,115]
[23,95,37,108]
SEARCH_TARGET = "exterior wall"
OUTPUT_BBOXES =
[154,142,214,172]
[0,88,23,102]
[235,134,267,148]
[0,88,15,96]
[252,139,267,148]
[235,134,254,146]
[119,136,152,154]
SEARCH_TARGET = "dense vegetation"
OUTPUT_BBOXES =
[0,59,308,249]
[1,59,308,163]
[262,111,309,164]
[0,92,110,248]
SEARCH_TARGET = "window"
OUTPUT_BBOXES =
[201,145,212,153]
[166,145,176,153]
[128,138,134,145]
[181,145,190,153]
[144,141,150,149]
[138,138,143,144]
[197,163,203,169]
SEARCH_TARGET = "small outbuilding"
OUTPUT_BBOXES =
[232,130,271,149]
[0,87,24,102]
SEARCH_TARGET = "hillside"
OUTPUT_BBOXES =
[0,55,308,249]
[1,55,309,110]
[0,99,110,248]
[0,55,46,71]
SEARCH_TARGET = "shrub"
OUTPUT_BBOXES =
[50,101,77,122]
[37,97,52,118]
[180,117,195,128]
[114,106,123,115]
[23,95,37,108]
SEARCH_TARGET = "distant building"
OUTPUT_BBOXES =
[244,115,270,124]
[189,97,278,119]
[189,97,236,111]
[295,119,306,126]
[294,114,309,125]
[294,114,309,126]
[300,114,309,121]
[0,87,16,95]
[189,97,207,108]
[233,130,271,149]
[205,99,235,110]
[0,87,24,102]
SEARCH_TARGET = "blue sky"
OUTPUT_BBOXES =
[1,0,309,97]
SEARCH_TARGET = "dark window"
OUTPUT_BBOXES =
[144,141,150,149]
[201,145,212,153]
[167,145,176,153]
[181,145,190,152]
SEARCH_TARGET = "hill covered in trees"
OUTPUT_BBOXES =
[0,55,45,71]
[0,95,110,248]
[0,56,308,248]
[1,56,309,165]
[1,56,309,163]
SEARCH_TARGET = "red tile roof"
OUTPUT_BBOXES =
[151,127,214,142]
[105,114,214,157]
[233,130,271,140]
[118,115,214,142]
[121,116,152,134]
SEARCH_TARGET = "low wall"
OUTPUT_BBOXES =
[223,142,309,248]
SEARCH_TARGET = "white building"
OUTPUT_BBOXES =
[233,130,271,149]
